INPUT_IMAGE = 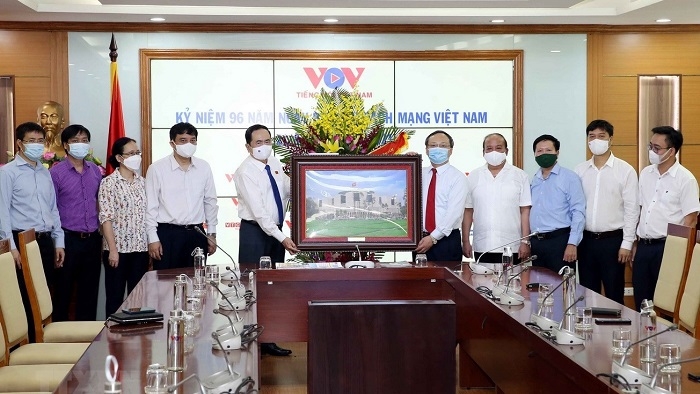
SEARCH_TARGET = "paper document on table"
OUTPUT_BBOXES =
[276,262,344,269]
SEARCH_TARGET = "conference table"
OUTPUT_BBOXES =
[54,262,700,393]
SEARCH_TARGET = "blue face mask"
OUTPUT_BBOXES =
[23,143,44,163]
[428,147,449,165]
[67,142,90,160]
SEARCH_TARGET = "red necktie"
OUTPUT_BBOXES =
[425,168,437,233]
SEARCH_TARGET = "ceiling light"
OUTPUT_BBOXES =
[491,19,505,23]
[656,18,671,23]
[150,17,165,22]
[550,50,561,53]
[324,18,338,23]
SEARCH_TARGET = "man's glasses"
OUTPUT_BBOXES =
[648,143,671,154]
[22,139,45,144]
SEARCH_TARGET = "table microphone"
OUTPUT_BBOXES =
[613,324,678,386]
[641,356,700,394]
[495,255,537,293]
[194,226,240,272]
[552,295,585,345]
[493,263,533,306]
[167,373,206,394]
[206,332,244,392]
[213,308,244,337]
[530,271,574,331]
[210,280,246,311]
[469,232,538,275]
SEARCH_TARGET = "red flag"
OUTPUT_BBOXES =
[107,33,125,175]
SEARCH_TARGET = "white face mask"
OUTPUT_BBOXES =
[252,144,272,161]
[174,142,197,158]
[122,154,142,172]
[483,151,506,167]
[588,139,609,156]
[67,143,90,160]
[649,148,672,165]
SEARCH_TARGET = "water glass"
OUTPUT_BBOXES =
[259,256,272,270]
[538,283,553,305]
[656,370,682,393]
[575,307,593,331]
[659,343,681,372]
[144,363,168,394]
[612,328,632,355]
[191,275,206,298]
[415,254,428,267]
[185,297,202,316]
[206,265,220,283]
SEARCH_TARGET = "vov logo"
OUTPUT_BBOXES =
[303,67,365,89]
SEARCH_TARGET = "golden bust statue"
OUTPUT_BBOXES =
[37,101,66,157]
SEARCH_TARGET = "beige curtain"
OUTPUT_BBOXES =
[638,75,680,168]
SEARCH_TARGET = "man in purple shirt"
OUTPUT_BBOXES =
[50,124,102,321]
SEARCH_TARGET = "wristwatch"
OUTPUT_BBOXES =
[430,236,438,245]
[521,239,530,246]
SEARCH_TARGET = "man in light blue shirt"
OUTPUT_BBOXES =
[530,134,585,273]
[0,122,65,280]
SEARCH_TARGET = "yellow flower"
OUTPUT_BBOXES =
[42,163,49,169]
[319,139,341,153]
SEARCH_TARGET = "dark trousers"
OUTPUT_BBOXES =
[474,252,521,265]
[632,240,666,311]
[54,230,102,321]
[239,220,285,267]
[154,223,208,270]
[12,230,56,342]
[422,229,462,262]
[103,251,149,316]
[531,231,572,273]
[578,233,625,304]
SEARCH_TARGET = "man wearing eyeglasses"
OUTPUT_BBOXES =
[416,130,468,262]
[145,122,219,270]
[633,126,700,310]
[0,122,65,285]
[234,123,298,357]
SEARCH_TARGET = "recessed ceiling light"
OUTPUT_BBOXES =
[78,69,85,72]
[550,50,561,53]
[324,18,338,23]
[68,63,74,66]
[150,17,165,22]
[491,19,505,23]
[656,18,671,23]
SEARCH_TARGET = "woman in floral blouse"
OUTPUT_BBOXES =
[98,137,148,315]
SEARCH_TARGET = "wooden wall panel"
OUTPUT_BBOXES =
[14,77,52,125]
[601,33,700,76]
[611,145,640,174]
[681,145,700,182]
[0,31,53,77]
[598,76,638,145]
[682,76,700,145]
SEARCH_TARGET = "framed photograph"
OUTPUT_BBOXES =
[291,154,423,251]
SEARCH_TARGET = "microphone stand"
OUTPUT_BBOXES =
[167,374,206,394]
[493,255,537,295]
[613,324,678,386]
[529,271,574,331]
[213,308,243,337]
[469,232,538,275]
[195,226,240,272]
[641,356,700,394]
[552,295,585,345]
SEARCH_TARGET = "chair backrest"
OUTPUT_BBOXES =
[0,239,30,350]
[18,229,53,342]
[677,233,700,336]
[0,238,10,367]
[654,223,696,318]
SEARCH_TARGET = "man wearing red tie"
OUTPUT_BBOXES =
[234,124,299,357]
[415,130,469,262]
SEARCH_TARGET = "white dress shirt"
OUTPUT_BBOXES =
[466,162,531,252]
[422,163,468,240]
[145,154,219,243]
[574,153,639,250]
[234,155,290,243]
[637,161,700,239]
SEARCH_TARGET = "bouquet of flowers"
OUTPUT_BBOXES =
[273,88,413,170]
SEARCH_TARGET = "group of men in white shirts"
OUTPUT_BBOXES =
[420,121,700,311]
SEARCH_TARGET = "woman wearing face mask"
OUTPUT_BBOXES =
[98,137,148,316]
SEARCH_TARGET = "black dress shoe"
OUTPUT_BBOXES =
[261,342,292,356]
